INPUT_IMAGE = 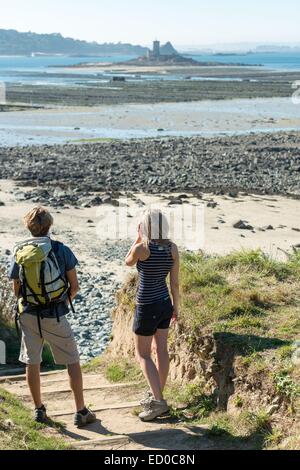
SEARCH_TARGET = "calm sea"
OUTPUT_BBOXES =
[0,55,136,84]
[0,52,299,85]
[188,51,300,70]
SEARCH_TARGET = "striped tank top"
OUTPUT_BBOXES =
[137,241,174,305]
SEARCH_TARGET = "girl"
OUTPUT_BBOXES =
[125,209,180,421]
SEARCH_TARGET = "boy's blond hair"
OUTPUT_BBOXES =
[23,206,53,237]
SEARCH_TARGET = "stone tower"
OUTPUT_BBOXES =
[153,40,160,58]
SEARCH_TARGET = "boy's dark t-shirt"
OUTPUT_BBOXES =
[8,239,78,318]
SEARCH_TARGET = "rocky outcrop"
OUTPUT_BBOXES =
[160,42,179,56]
[168,327,236,410]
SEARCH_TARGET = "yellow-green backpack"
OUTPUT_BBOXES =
[14,237,68,312]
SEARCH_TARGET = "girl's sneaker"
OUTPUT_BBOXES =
[139,399,169,422]
[140,390,154,406]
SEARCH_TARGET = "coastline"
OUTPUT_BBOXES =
[1,59,300,362]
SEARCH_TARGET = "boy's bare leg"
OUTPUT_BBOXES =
[68,362,85,412]
[26,364,42,408]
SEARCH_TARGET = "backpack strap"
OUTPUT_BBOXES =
[37,310,43,338]
[14,304,21,340]
[40,260,50,303]
[48,247,60,269]
[19,266,28,305]
[68,291,75,314]
[55,304,60,323]
[22,268,44,306]
[50,240,61,259]
[51,240,76,315]
[49,243,69,288]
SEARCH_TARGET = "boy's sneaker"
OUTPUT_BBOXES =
[34,404,47,423]
[139,399,169,422]
[140,390,154,406]
[74,407,96,428]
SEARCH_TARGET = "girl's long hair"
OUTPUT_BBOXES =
[140,209,171,247]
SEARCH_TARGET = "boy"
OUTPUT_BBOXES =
[9,206,96,427]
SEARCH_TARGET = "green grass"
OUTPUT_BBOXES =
[0,320,20,365]
[105,360,142,383]
[276,344,295,361]
[202,409,274,449]
[83,355,143,384]
[274,370,300,406]
[41,343,56,367]
[178,250,300,349]
[164,381,287,449]
[263,429,284,448]
[0,266,21,364]
[0,388,70,450]
[165,381,216,420]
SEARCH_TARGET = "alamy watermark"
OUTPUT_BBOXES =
[292,81,300,104]
[0,340,6,365]
[0,81,6,105]
[95,197,205,251]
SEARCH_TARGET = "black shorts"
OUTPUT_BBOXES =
[133,297,174,337]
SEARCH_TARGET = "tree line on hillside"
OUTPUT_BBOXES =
[0,29,148,56]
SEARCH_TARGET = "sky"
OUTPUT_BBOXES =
[1,0,299,47]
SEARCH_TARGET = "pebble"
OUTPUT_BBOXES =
[233,220,254,230]
[1,133,300,208]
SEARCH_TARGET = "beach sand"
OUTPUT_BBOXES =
[1,180,299,269]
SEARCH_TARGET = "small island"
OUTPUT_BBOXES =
[117,40,255,67]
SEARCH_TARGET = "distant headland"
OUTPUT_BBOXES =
[0,28,148,56]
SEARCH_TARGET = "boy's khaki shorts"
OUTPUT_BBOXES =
[19,314,80,365]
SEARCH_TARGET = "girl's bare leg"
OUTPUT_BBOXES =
[134,334,163,401]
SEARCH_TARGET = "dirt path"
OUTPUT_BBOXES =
[0,369,216,450]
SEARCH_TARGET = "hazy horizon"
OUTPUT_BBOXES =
[2,29,300,51]
[1,0,299,47]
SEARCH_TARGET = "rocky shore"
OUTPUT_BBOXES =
[67,240,128,362]
[6,79,293,106]
[1,132,300,205]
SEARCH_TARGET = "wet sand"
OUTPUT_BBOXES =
[0,97,300,146]
[61,63,300,81]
